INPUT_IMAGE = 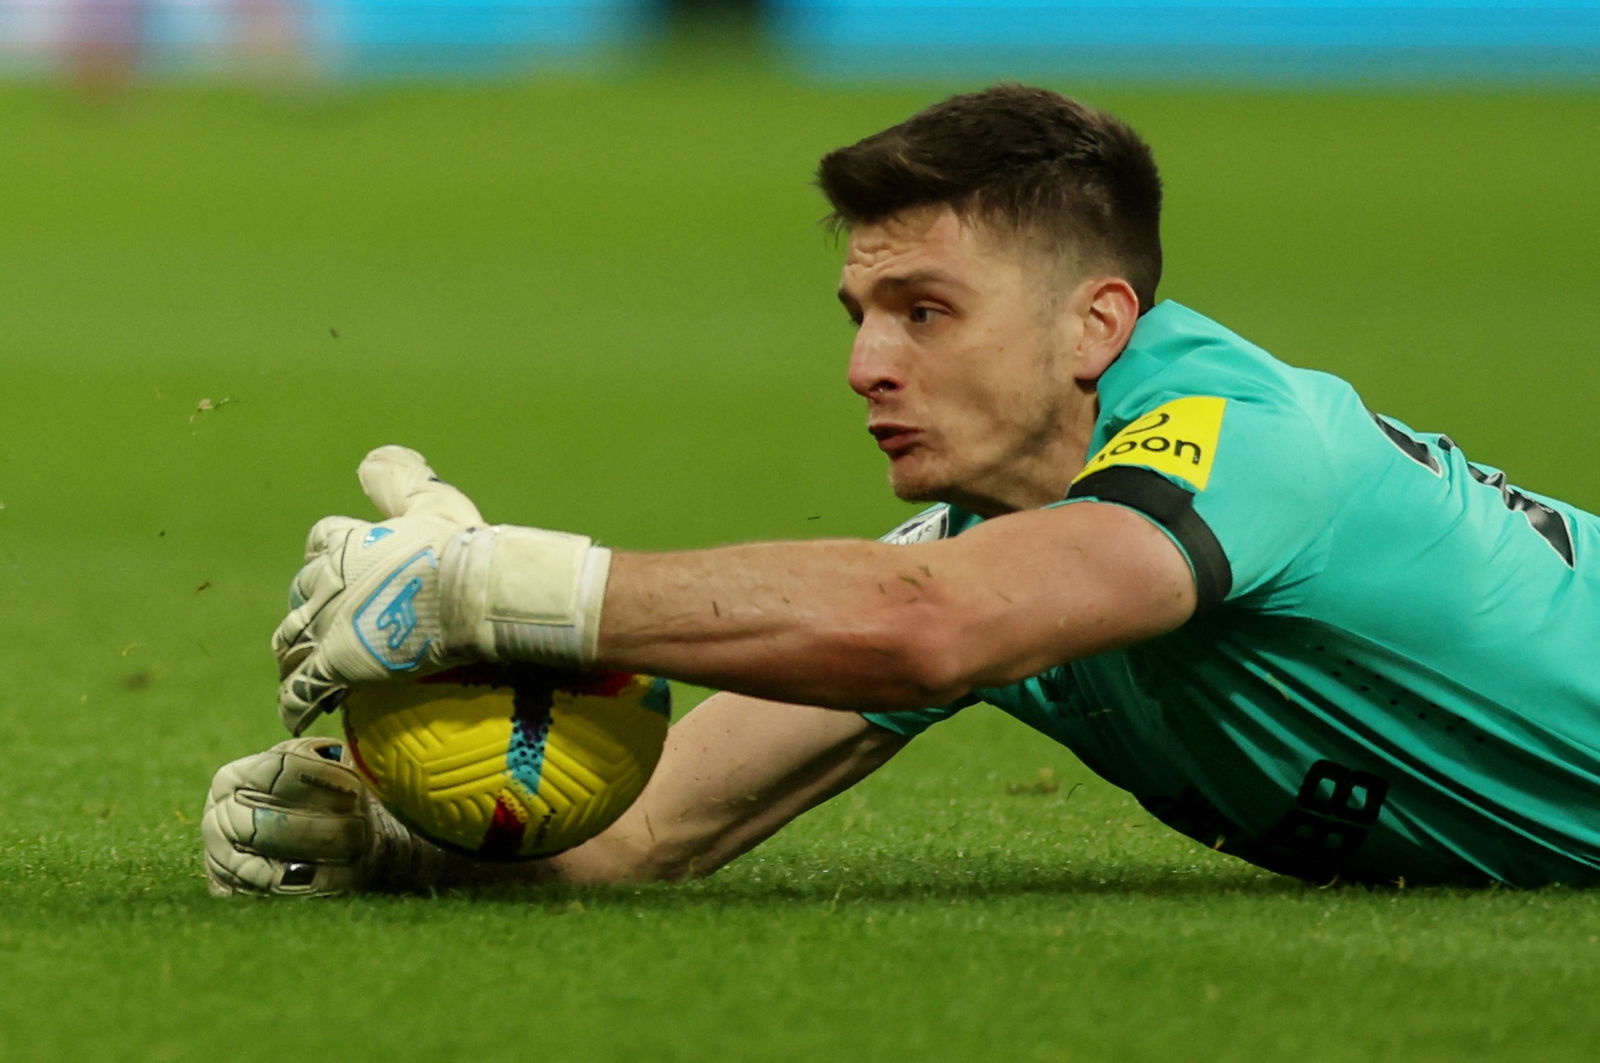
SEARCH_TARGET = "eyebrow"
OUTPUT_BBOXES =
[837,268,971,309]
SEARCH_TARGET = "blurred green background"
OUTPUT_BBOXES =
[1,35,1598,1063]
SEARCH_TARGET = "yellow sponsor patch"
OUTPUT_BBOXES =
[1075,395,1226,491]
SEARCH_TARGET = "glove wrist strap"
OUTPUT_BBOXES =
[364,797,451,892]
[440,525,612,669]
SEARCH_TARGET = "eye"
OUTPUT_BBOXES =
[908,305,939,325]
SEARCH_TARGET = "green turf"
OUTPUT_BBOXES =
[1,57,1599,1062]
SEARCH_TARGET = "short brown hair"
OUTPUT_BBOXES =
[817,84,1163,310]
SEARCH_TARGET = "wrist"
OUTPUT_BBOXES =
[439,524,613,669]
[362,795,452,892]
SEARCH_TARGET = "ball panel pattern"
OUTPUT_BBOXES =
[342,668,669,859]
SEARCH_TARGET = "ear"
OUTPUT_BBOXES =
[1069,277,1140,384]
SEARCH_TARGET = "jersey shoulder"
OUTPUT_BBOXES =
[1090,301,1360,474]
[1069,302,1368,609]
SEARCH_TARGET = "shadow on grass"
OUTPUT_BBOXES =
[4,846,1535,921]
[451,856,1313,910]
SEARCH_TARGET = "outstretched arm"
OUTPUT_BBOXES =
[593,502,1195,711]
[203,690,906,896]
[274,447,1194,730]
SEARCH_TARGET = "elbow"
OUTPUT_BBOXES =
[845,608,976,711]
[549,819,709,885]
[616,848,712,884]
[560,811,739,884]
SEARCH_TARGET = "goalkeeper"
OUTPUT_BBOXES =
[205,84,1600,895]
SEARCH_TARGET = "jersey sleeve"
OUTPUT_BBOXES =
[1063,391,1340,612]
[861,694,982,737]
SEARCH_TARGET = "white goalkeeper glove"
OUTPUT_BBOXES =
[272,445,614,735]
[200,737,448,897]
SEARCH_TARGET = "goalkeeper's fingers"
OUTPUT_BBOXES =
[207,738,361,815]
[203,846,367,898]
[277,653,348,735]
[300,514,367,566]
[358,444,484,526]
[202,739,371,896]
[274,517,366,677]
[277,526,358,652]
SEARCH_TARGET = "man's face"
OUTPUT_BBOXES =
[837,205,1093,516]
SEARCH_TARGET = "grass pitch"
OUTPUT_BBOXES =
[1,58,1598,1062]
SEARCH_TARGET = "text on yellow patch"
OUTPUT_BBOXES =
[1075,396,1227,491]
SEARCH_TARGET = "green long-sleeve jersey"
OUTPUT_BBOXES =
[867,301,1600,887]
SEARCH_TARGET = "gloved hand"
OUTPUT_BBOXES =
[200,736,447,897]
[272,445,612,736]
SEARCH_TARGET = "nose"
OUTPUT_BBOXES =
[847,322,903,400]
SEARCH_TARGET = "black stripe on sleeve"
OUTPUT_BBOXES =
[1066,466,1233,613]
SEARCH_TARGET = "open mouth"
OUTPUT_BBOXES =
[869,424,920,456]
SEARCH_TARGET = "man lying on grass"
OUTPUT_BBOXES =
[204,84,1600,894]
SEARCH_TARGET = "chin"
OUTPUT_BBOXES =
[888,469,948,505]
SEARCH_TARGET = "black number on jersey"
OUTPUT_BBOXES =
[1370,412,1574,566]
[1295,758,1386,825]
[1259,760,1391,879]
[1143,762,1391,884]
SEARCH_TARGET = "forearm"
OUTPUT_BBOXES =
[595,540,966,711]
[589,505,1195,707]
[434,692,907,887]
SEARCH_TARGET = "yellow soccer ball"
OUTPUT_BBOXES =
[341,667,670,859]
